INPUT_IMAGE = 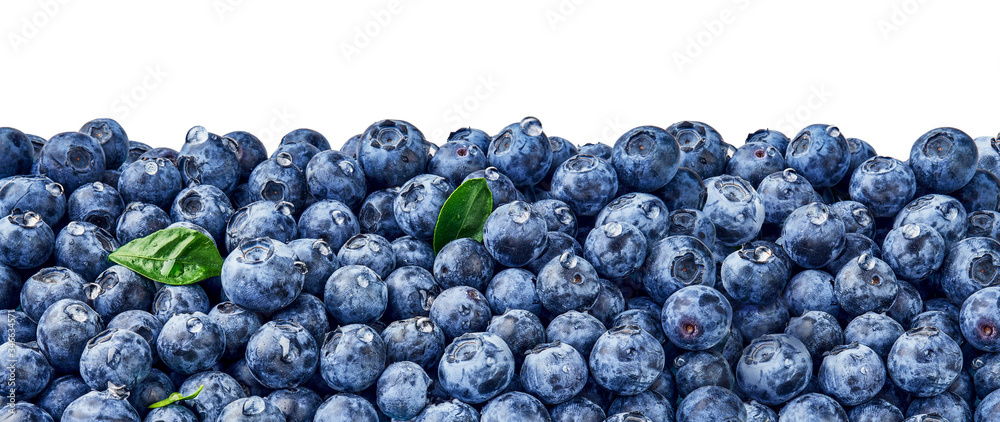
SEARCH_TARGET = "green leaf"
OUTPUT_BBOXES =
[433,178,493,254]
[148,384,203,409]
[109,227,223,285]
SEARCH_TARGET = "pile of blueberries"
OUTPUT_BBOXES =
[2,116,1000,422]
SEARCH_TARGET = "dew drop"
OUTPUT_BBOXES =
[243,396,267,415]
[67,222,86,236]
[331,210,347,225]
[359,328,375,343]
[509,202,531,224]
[520,117,543,137]
[357,275,370,288]
[275,152,294,167]
[604,222,623,237]
[486,357,496,366]
[46,182,64,196]
[338,160,354,176]
[901,223,922,239]
[66,304,90,322]
[187,318,204,333]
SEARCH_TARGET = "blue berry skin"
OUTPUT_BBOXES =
[531,199,578,237]
[216,396,286,422]
[312,393,379,422]
[177,126,240,193]
[911,311,963,347]
[118,157,182,211]
[67,181,124,232]
[382,316,446,370]
[36,132,107,194]
[673,350,734,398]
[54,221,118,281]
[357,119,429,189]
[736,333,812,405]
[654,167,707,211]
[152,284,211,324]
[376,361,432,420]
[106,310,162,364]
[228,200,297,252]
[483,200,548,267]
[829,200,875,238]
[170,183,235,245]
[248,152,308,210]
[3,309,35,343]
[594,192,671,245]
[835,254,900,316]
[784,124,850,188]
[667,208,716,250]
[1,341,52,400]
[702,175,765,246]
[882,223,946,281]
[608,390,674,422]
[79,328,152,391]
[907,393,971,422]
[37,374,89,421]
[909,127,978,193]
[548,311,606,359]
[138,146,179,165]
[487,309,546,364]
[91,265,155,321]
[954,169,1000,213]
[844,312,906,358]
[888,327,963,397]
[537,252,601,314]
[306,150,366,209]
[585,222,647,279]
[747,128,791,157]
[485,268,542,316]
[393,174,455,240]
[246,320,319,389]
[384,265,438,321]
[661,285,732,351]
[447,127,492,153]
[337,233,396,279]
[725,141,786,188]
[428,140,488,188]
[894,194,967,246]
[0,175,66,225]
[591,278,626,327]
[319,324,386,393]
[782,202,847,268]
[222,237,306,313]
[0,268,19,311]
[721,243,790,306]
[391,237,435,273]
[463,167,522,209]
[20,267,88,323]
[848,399,905,422]
[157,312,226,375]
[744,400,780,422]
[551,397,605,422]
[551,154,619,216]
[604,412,652,422]
[578,142,612,160]
[487,117,552,187]
[0,403,52,422]
[208,302,263,359]
[613,308,664,344]
[779,393,848,422]
[974,353,1000,399]
[359,188,405,240]
[36,299,104,373]
[115,201,171,245]
[732,298,790,341]
[0,127,34,177]
[340,133,362,158]
[818,342,886,406]
[666,121,729,179]
[757,168,818,225]
[643,235,716,304]
[589,324,664,395]
[960,286,1000,352]
[229,182,253,209]
[287,238,338,298]
[431,238,492,291]
[279,128,330,151]
[784,310,844,359]
[266,387,323,422]
[60,390,141,422]
[226,358,271,398]
[480,392,552,422]
[611,126,680,192]
[324,265,388,325]
[939,237,1000,306]
[977,134,1000,176]
[888,281,924,328]
[0,211,53,269]
[272,293,329,345]
[675,386,746,422]
[527,231,584,275]
[430,286,492,339]
[80,118,129,169]
[850,156,917,218]
[437,332,514,403]
[225,131,267,182]
[178,371,247,422]
[545,136,579,180]
[519,341,588,405]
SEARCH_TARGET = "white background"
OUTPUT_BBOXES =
[2,0,999,160]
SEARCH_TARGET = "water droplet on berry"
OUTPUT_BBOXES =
[901,223,922,239]
[67,222,86,236]
[46,182,64,196]
[66,304,90,322]
[509,202,531,224]
[357,274,369,288]
[559,251,578,269]
[604,222,623,237]
[331,210,347,225]
[484,167,501,181]
[243,396,267,415]
[187,318,204,333]
[275,152,294,167]
[520,117,543,136]
[486,356,496,366]
[359,328,375,343]
[338,160,354,176]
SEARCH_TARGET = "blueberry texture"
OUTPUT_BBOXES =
[675,386,746,422]
[482,200,548,267]
[246,320,319,389]
[319,324,385,393]
[785,123,850,188]
[221,237,306,313]
[437,331,514,403]
[537,251,601,314]
[36,132,107,193]
[818,342,886,406]
[177,126,240,193]
[701,174,765,246]
[850,156,917,218]
[520,341,588,404]
[67,181,124,232]
[551,154,618,216]
[726,141,785,188]
[434,237,494,291]
[35,299,104,373]
[0,175,66,225]
[0,211,53,270]
[735,333,812,405]
[589,324,664,395]
[642,235,716,304]
[54,221,118,282]
[612,125,679,192]
[358,119,430,189]
[118,157,182,211]
[909,127,978,193]
[887,327,963,397]
[324,265,388,325]
[79,328,152,391]
[487,117,552,187]
[376,361,432,420]
[666,121,729,179]
[661,285,732,351]
[156,312,226,374]
[393,174,454,240]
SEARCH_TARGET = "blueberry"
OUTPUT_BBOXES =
[778,393,848,421]
[35,299,104,373]
[447,127,492,153]
[375,361,432,419]
[36,374,89,421]
[610,126,680,192]
[152,284,211,324]
[206,302,262,360]
[481,269,538,316]
[545,311,604,358]
[654,167,706,211]
[355,119,429,189]
[959,286,1000,352]
[272,293,329,345]
[228,200,297,252]
[482,200,548,267]
[177,126,240,193]
[157,312,225,374]
[246,320,319,389]
[36,132,107,193]
[215,396,286,422]
[437,331,514,403]
[324,265,387,325]
[178,371,246,422]
[673,350,734,398]
[735,333,812,405]
[53,221,118,282]
[428,140,488,188]
[577,142,612,160]
[114,201,171,245]
[531,200,578,238]
[287,238,339,298]
[227,357,271,397]
[87,265,153,322]
[911,310,963,347]
[78,118,128,170]
[118,157,183,211]
[551,397,605,422]
[744,400,779,422]
[888,327,963,397]
[666,208,716,250]
[319,324,385,393]
[825,232,880,275]
[642,235,716,304]
[582,222,647,280]
[666,121,729,179]
[675,386,746,422]
[906,392,971,422]
[721,242,790,306]
[140,405,196,422]
[850,156,917,218]
[844,312,906,358]
[588,324,664,395]
[828,201,875,238]
[106,310,161,364]
[953,169,1000,213]
[485,117,551,187]
[0,175,66,225]
[848,398,905,422]
[973,353,1000,399]
[756,168,818,226]
[940,237,1000,306]
[381,316,446,370]
[67,181,124,232]
[0,127,34,177]
[487,309,546,364]
[892,194,966,247]
[661,285,732,350]
[229,182,253,209]
[79,328,152,391]
[1,340,52,401]
[607,390,674,422]
[224,130,267,181]
[3,309,35,343]
[248,152,308,210]
[598,195,672,245]
[551,154,619,216]
[784,310,844,360]
[429,286,492,339]
[835,253,899,316]
[391,235,434,271]
[393,174,457,241]
[726,141,786,188]
[359,188,405,240]
[590,278,626,328]
[336,233,395,279]
[702,175,765,246]
[977,134,1000,176]
[909,127,978,193]
[746,128,791,155]
[886,281,923,328]
[60,390,140,422]
[170,183,235,245]
[383,265,438,321]
[265,387,323,422]
[222,237,305,313]
[780,202,846,268]
[732,298,790,341]
[817,342,886,406]
[305,150,366,209]
[0,211,54,269]
[537,251,601,314]
[20,267,88,323]
[785,124,850,188]
[463,167,522,209]
[882,223,947,281]
[480,391,552,422]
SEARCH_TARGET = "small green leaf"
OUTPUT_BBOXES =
[109,227,223,285]
[148,384,203,409]
[433,178,493,254]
